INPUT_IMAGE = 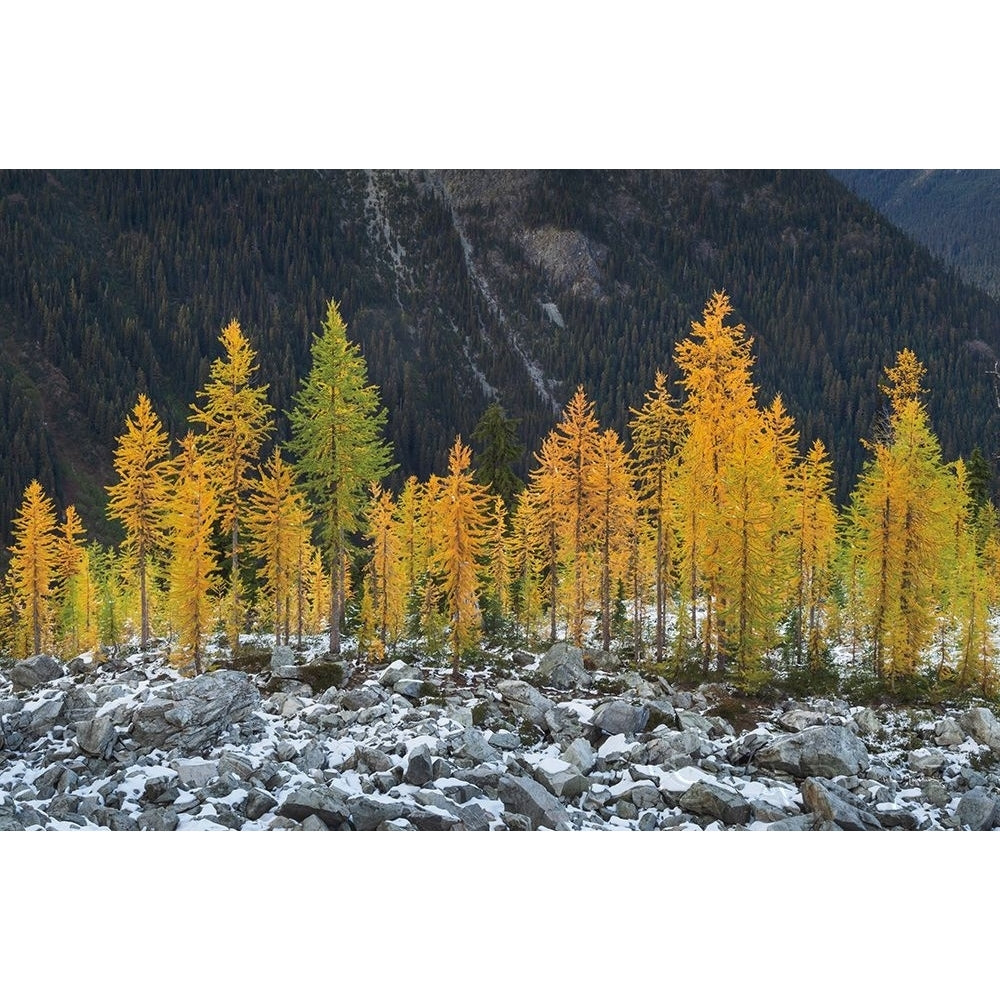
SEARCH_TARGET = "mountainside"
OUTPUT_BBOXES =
[832,169,1000,298]
[2,168,1000,543]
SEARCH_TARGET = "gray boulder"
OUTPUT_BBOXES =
[542,705,585,745]
[131,670,260,753]
[908,748,947,775]
[394,678,425,699]
[497,680,555,728]
[777,709,828,732]
[244,789,278,821]
[584,648,621,672]
[9,654,63,692]
[533,758,589,800]
[591,700,649,736]
[405,744,434,786]
[460,728,500,764]
[342,686,384,711]
[800,776,883,830]
[349,795,411,831]
[76,715,117,759]
[958,707,1000,751]
[277,784,352,829]
[497,774,572,830]
[679,780,751,826]
[851,707,883,738]
[561,737,596,775]
[24,694,65,735]
[61,687,98,724]
[954,787,1000,830]
[379,660,422,688]
[536,643,593,690]
[355,745,394,774]
[756,725,870,778]
[934,718,966,747]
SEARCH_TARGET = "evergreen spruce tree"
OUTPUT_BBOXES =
[471,402,525,510]
[288,300,394,654]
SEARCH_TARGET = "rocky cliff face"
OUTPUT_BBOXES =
[3,644,999,831]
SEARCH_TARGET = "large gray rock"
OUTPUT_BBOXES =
[533,757,589,800]
[61,687,98,724]
[277,784,352,829]
[379,660,422,688]
[934,717,966,747]
[497,774,572,831]
[800,776,883,830]
[679,780,751,826]
[76,715,117,759]
[9,654,63,692]
[405,744,434,786]
[778,709,828,732]
[460,728,500,764]
[591,700,649,736]
[561,737,596,775]
[349,795,411,831]
[954,787,1000,830]
[244,789,278,822]
[24,694,65,735]
[130,670,260,753]
[536,643,593,690]
[497,680,555,729]
[270,646,296,669]
[958,707,1000,751]
[756,725,870,778]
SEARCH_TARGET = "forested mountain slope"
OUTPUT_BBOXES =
[2,169,999,544]
[832,170,1000,299]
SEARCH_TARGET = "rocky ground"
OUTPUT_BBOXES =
[2,641,1000,832]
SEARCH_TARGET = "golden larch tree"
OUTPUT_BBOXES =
[586,427,637,652]
[163,433,220,673]
[190,319,274,652]
[106,393,170,650]
[245,448,309,647]
[429,437,491,673]
[629,370,682,662]
[6,480,59,655]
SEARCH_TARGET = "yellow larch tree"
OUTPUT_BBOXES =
[522,432,572,642]
[245,448,309,647]
[190,319,274,652]
[163,433,220,673]
[395,475,429,625]
[53,504,94,656]
[629,369,682,663]
[586,427,637,652]
[508,493,544,640]
[106,393,170,650]
[673,291,762,670]
[550,387,601,646]
[429,437,491,673]
[792,439,839,668]
[6,480,59,656]
[360,482,407,661]
[484,495,513,620]
[847,350,952,685]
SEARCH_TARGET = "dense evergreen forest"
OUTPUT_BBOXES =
[2,169,1000,550]
[833,170,1000,299]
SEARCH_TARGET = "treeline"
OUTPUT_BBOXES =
[2,293,997,701]
[3,169,1000,550]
